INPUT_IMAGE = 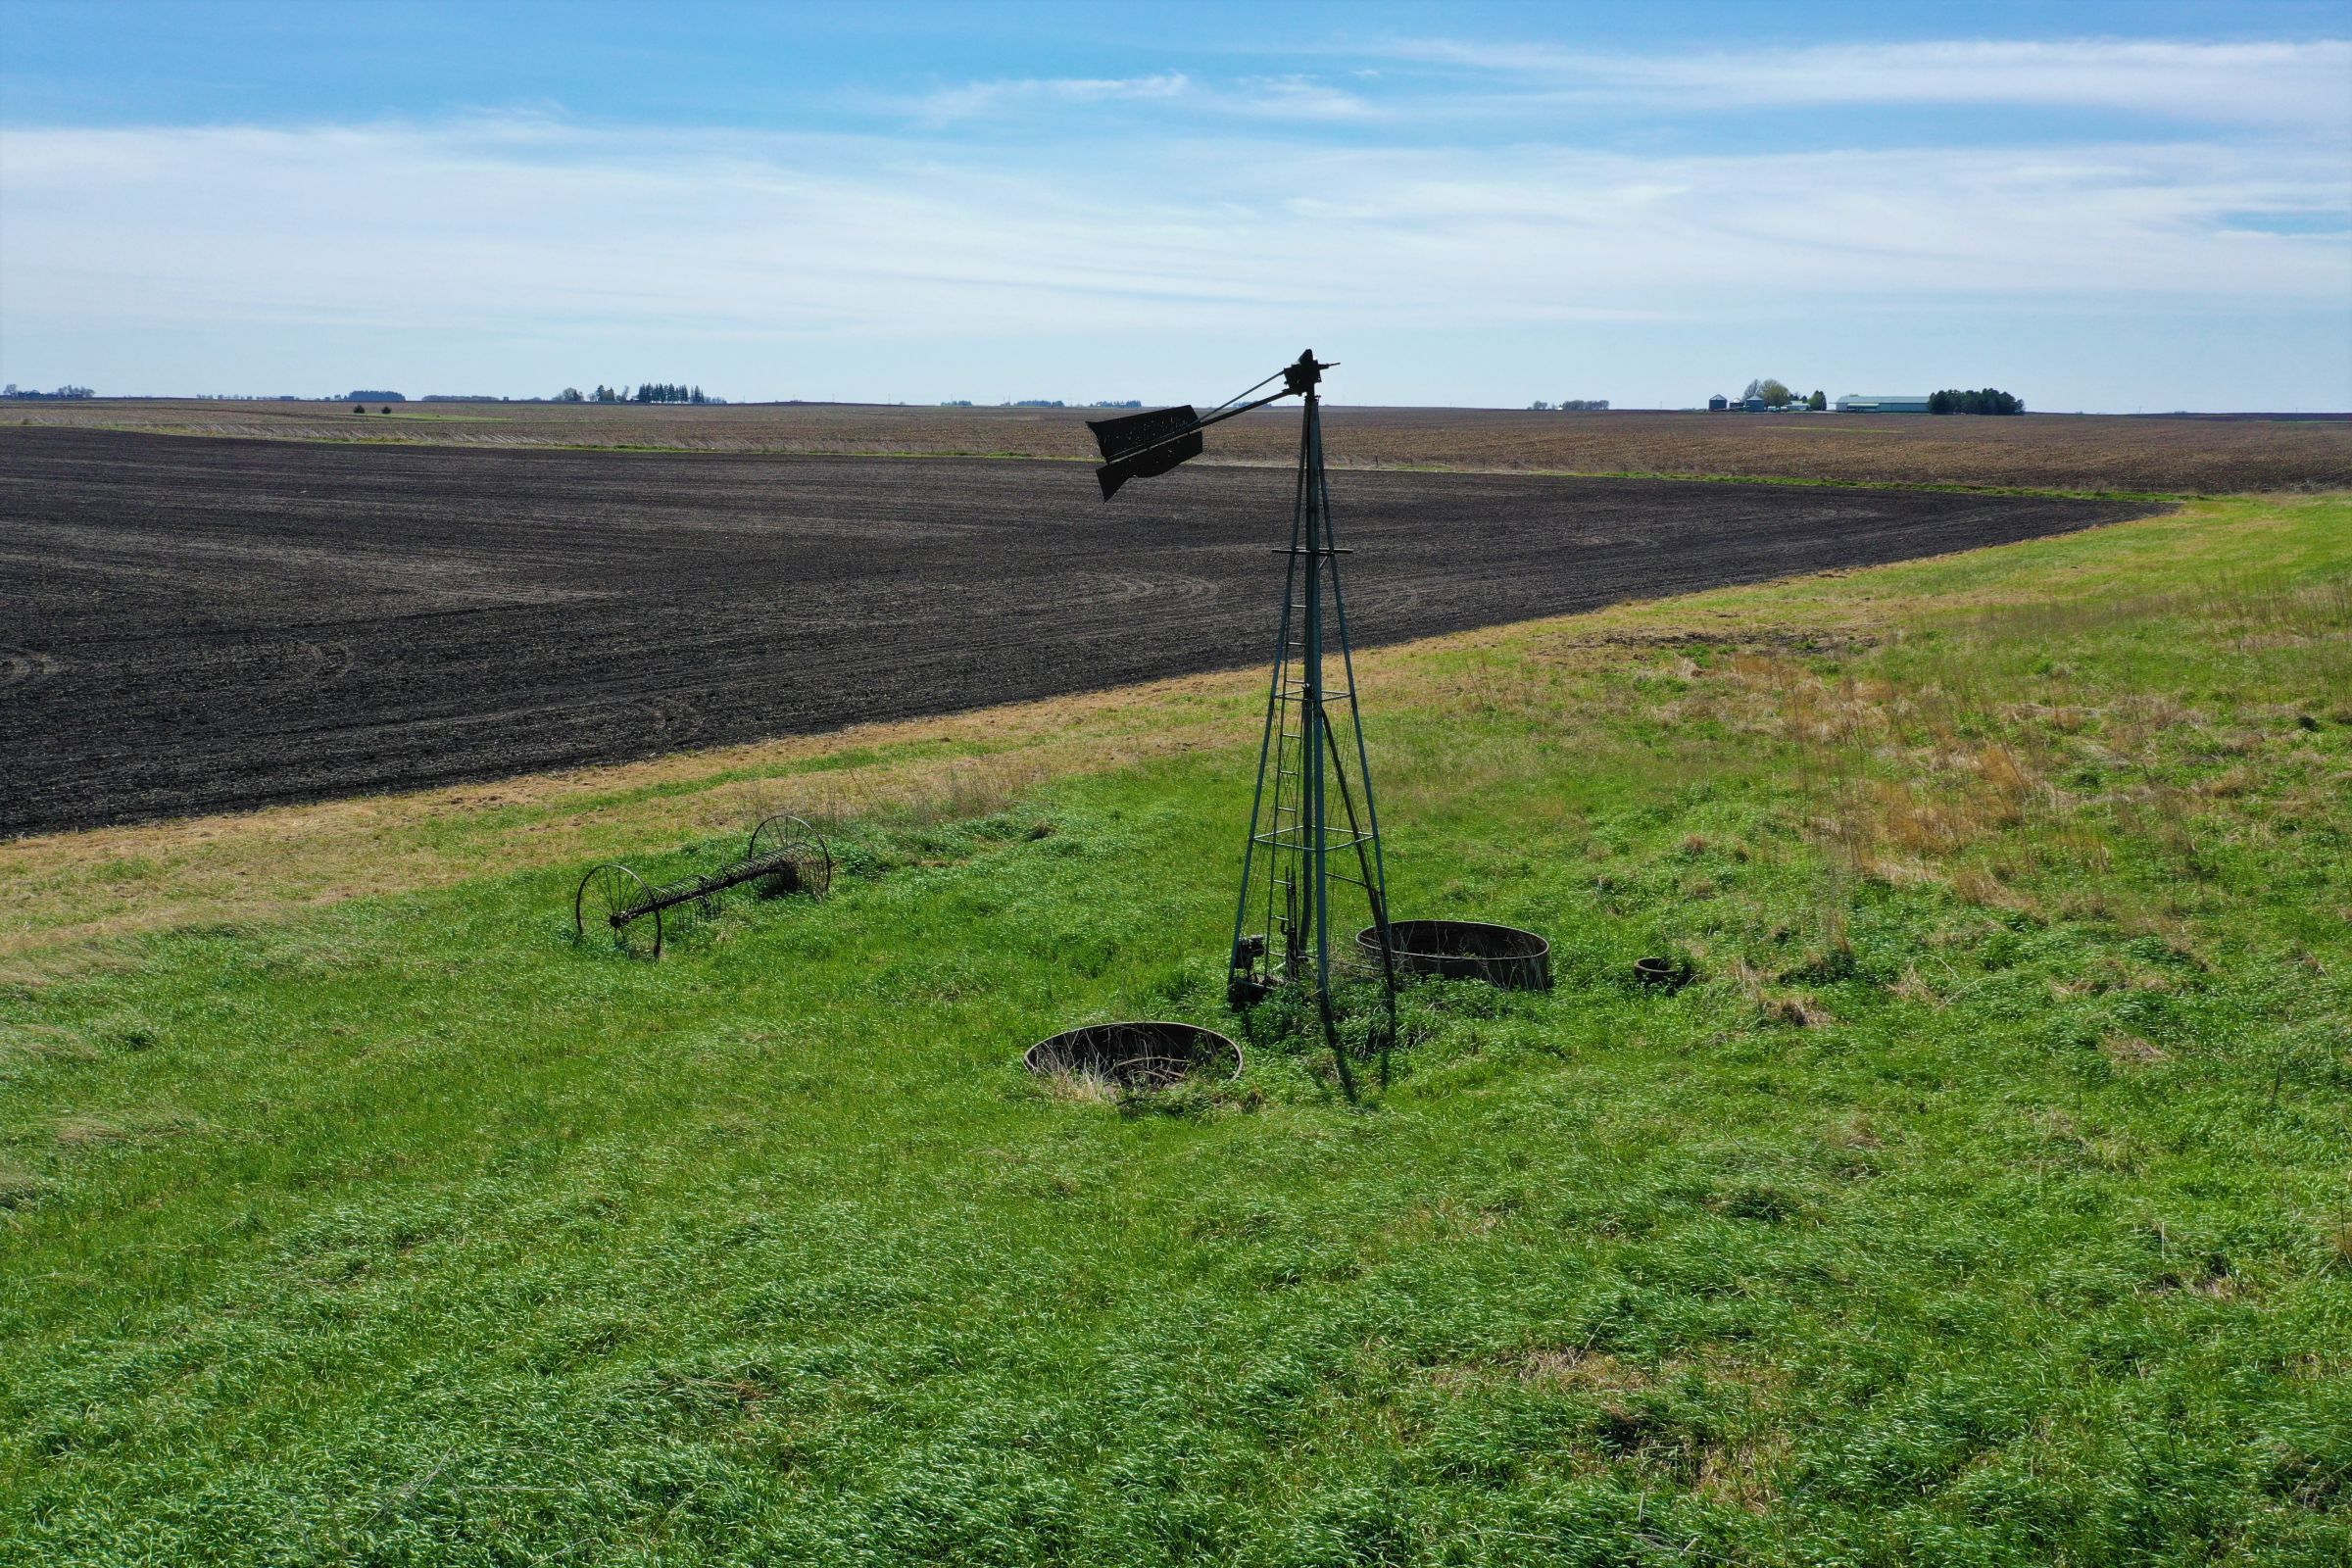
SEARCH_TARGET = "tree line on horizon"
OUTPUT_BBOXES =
[558,383,711,404]
[1930,388,2026,415]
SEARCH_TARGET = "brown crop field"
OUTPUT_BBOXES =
[0,427,2162,837]
[12,398,2348,494]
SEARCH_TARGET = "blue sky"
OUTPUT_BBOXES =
[3,1,2347,410]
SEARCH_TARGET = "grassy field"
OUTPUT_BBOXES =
[3,495,2348,1564]
[14,399,2350,494]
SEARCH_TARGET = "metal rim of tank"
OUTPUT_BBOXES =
[1022,1020,1244,1089]
[1356,918,1553,992]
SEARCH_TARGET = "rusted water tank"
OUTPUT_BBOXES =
[1357,919,1552,992]
[1023,1020,1243,1088]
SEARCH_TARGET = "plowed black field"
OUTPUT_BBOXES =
[1,429,2156,836]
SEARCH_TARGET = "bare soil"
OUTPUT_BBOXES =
[2,427,2158,836]
[13,399,2349,493]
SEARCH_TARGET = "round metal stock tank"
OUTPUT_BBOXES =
[1357,919,1553,992]
[1023,1021,1243,1089]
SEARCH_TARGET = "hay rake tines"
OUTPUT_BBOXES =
[572,814,830,959]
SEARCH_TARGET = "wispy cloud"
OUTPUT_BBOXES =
[906,73,1191,123]
[1370,36,2352,128]
[900,72,1377,125]
[4,116,2340,363]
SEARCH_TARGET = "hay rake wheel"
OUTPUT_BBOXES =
[575,861,662,958]
[748,813,832,900]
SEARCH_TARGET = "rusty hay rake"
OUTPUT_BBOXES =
[573,813,831,958]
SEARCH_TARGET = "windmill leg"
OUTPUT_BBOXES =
[1371,889,1398,1090]
[1321,711,1399,1087]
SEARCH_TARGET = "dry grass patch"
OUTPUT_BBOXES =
[0,1023,99,1067]
[1428,1348,1794,1510]
[53,1109,200,1149]
[1722,957,1835,1029]
[1515,1348,1673,1393]
[1032,1070,1124,1106]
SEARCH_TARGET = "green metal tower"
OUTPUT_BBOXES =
[1088,351,1397,1098]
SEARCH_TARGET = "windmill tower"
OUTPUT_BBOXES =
[1090,352,1397,1097]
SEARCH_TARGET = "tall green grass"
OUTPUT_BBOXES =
[3,497,2347,1565]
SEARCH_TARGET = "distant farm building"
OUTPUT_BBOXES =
[1707,394,1729,412]
[1836,394,1932,414]
[1743,396,1767,413]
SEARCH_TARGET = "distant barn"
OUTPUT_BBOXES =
[1837,394,1932,414]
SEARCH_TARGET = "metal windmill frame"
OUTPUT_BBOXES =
[1089,351,1398,1098]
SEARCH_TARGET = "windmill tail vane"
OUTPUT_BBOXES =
[1086,352,1334,501]
[1090,350,1396,1100]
